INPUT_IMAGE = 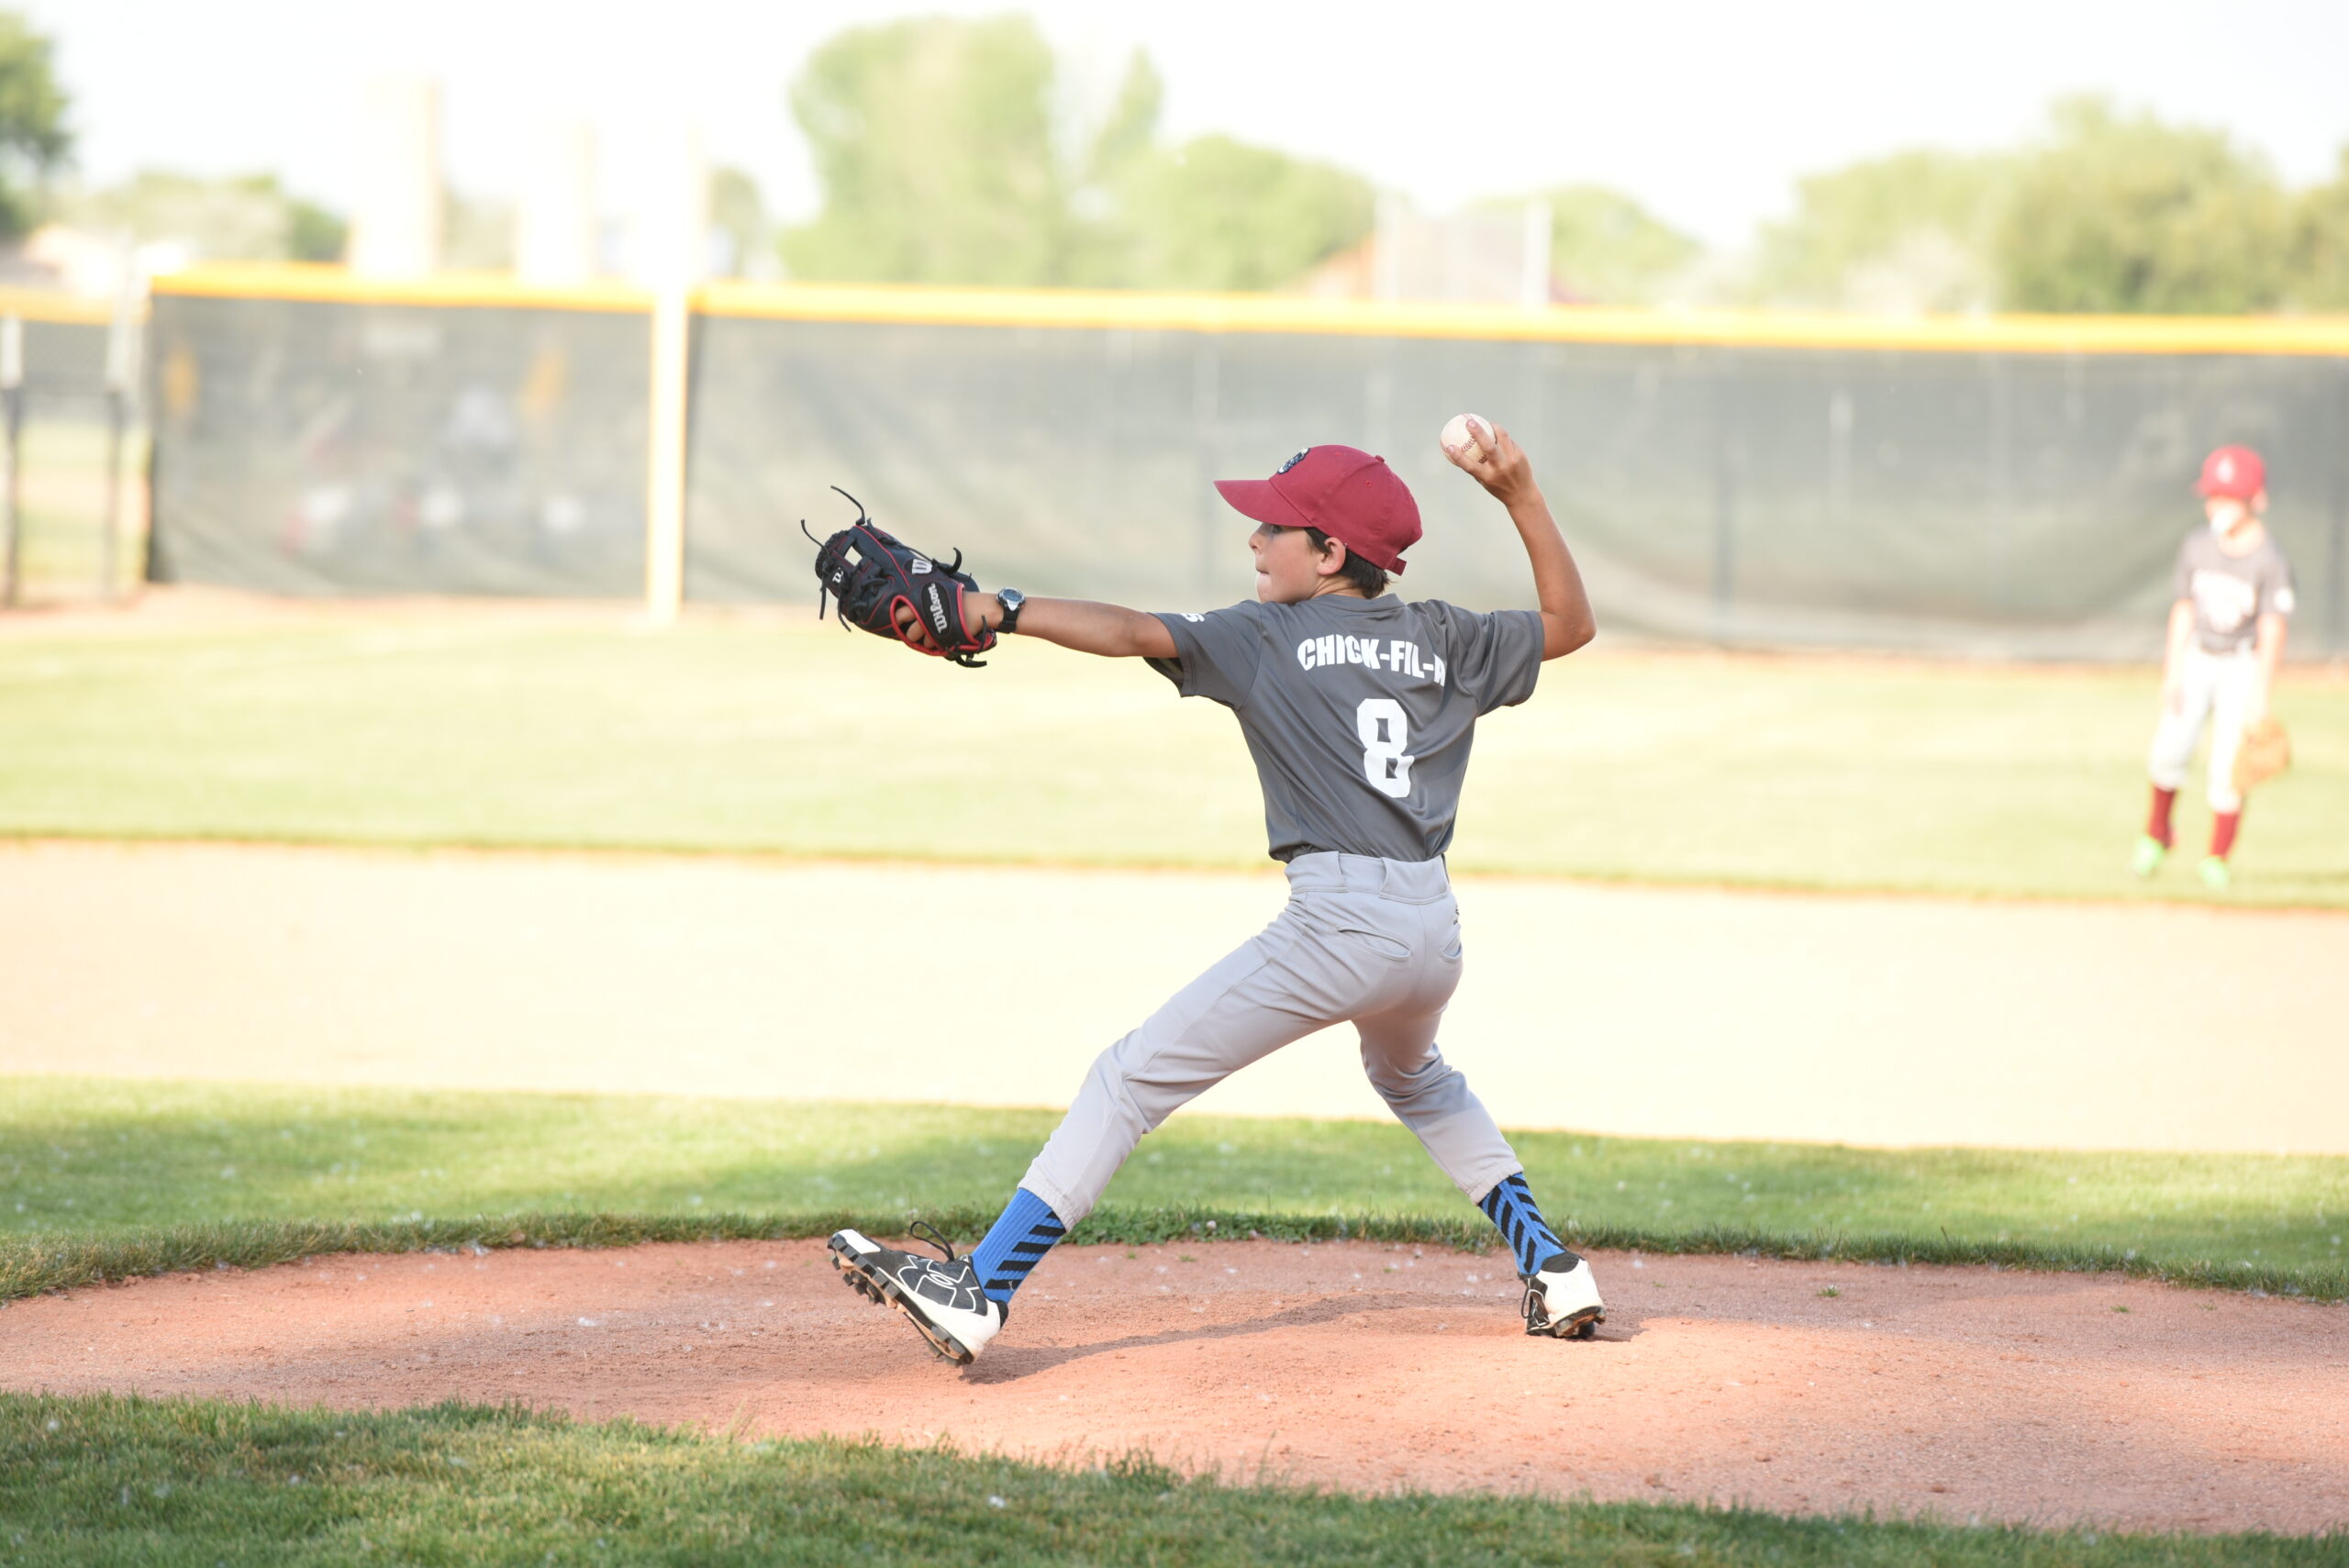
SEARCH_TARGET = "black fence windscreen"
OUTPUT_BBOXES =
[147,295,649,597]
[147,288,2349,659]
[685,318,2349,660]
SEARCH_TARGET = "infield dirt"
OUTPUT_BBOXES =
[6,1239,2342,1534]
[7,840,2347,1151]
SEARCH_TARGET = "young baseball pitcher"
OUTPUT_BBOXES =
[2133,445,2297,890]
[815,417,1607,1363]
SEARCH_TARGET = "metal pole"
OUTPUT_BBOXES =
[0,317,21,609]
[1709,354,1738,640]
[1985,355,2012,617]
[100,252,140,603]
[2330,364,2348,658]
[101,390,124,603]
[1192,336,1219,603]
[642,284,689,624]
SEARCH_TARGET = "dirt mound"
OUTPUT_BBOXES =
[6,1240,2342,1534]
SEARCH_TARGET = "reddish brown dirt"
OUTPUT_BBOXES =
[6,1240,2343,1533]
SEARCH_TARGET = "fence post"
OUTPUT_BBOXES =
[0,317,21,608]
[1192,335,1219,603]
[644,284,690,624]
[102,263,143,603]
[1709,352,1739,640]
[2331,363,2348,659]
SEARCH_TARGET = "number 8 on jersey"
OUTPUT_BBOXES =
[1358,697,1414,798]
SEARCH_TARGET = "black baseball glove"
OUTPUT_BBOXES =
[804,488,996,668]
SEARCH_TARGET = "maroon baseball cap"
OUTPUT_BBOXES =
[2196,445,2266,500]
[1213,445,1420,574]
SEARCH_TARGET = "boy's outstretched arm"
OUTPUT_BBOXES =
[896,595,1178,659]
[1442,420,1597,660]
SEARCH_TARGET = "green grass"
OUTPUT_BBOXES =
[10,1395,2332,1567]
[7,417,142,606]
[2,614,2345,906]
[5,1078,2342,1302]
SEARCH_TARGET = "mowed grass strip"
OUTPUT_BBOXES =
[2,611,2344,906]
[5,1079,2341,1301]
[4,1394,2334,1566]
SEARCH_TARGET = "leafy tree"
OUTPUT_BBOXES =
[70,172,342,263]
[0,9,69,238]
[285,195,347,262]
[1995,96,2289,314]
[781,15,1066,285]
[708,164,770,278]
[1752,149,2009,311]
[1086,135,1373,293]
[2288,146,2349,309]
[1071,50,1371,291]
[1522,185,1700,305]
[781,23,1373,291]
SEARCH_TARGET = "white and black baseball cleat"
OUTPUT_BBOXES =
[829,1224,1005,1365]
[1520,1251,1606,1340]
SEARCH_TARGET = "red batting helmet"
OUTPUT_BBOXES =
[2195,446,2266,500]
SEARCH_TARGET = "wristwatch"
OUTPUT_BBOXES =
[995,587,1027,634]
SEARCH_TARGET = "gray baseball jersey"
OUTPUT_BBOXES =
[1147,594,1545,862]
[2173,528,2296,654]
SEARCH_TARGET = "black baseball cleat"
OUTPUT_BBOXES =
[1520,1251,1606,1340]
[829,1224,1006,1365]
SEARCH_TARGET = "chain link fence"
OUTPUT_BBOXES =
[0,308,145,608]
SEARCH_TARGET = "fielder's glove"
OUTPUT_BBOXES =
[804,488,996,668]
[2232,717,2291,795]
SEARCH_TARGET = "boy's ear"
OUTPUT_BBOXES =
[1316,536,1349,577]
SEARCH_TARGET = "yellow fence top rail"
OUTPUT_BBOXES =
[152,263,2349,357]
[153,261,653,314]
[0,285,127,326]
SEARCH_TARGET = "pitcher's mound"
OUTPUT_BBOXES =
[7,1239,2343,1534]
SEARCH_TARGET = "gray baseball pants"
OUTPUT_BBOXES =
[1019,851,1523,1225]
[2148,646,2258,813]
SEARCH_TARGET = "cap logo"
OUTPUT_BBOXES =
[1277,450,1309,474]
[2218,458,2234,481]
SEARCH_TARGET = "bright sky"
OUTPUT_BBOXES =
[30,0,2349,248]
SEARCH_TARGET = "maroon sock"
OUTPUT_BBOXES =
[2146,786,2177,847]
[2210,810,2242,860]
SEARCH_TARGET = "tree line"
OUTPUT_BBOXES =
[6,8,2346,314]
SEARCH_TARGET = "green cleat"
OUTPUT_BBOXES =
[2198,856,2232,891]
[2130,836,2168,878]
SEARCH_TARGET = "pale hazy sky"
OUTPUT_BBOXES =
[31,0,2349,248]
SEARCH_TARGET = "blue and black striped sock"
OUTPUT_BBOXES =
[1478,1172,1575,1276]
[969,1187,1067,1307]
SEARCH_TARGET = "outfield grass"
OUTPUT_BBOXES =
[13,1395,2332,1567]
[2,613,2344,906]
[5,1078,2340,1302]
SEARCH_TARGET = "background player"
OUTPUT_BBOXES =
[2134,445,2296,890]
[829,419,1609,1362]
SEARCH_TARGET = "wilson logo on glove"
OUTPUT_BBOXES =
[802,487,997,670]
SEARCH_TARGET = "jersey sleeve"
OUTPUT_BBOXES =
[2262,553,2299,621]
[1425,603,1546,715]
[1147,602,1269,708]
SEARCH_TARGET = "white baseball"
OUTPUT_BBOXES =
[1441,413,1490,463]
